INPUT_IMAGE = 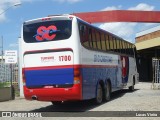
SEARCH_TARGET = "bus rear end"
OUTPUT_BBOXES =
[21,15,82,102]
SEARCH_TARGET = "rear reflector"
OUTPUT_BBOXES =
[74,66,81,84]
[22,68,26,86]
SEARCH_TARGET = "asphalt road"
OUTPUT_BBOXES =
[0,82,160,120]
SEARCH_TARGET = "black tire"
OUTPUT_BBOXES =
[129,85,134,91]
[95,83,103,104]
[104,82,111,102]
[51,101,63,105]
[129,78,135,91]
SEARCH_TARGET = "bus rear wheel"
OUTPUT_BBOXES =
[95,83,103,104]
[129,85,134,91]
[129,77,135,91]
[104,82,111,102]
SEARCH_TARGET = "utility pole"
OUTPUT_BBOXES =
[1,36,3,63]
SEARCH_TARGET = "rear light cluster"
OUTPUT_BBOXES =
[74,66,81,84]
[42,17,51,21]
[22,68,26,86]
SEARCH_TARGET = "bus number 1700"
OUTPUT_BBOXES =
[59,55,71,61]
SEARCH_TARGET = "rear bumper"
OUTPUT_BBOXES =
[24,84,82,101]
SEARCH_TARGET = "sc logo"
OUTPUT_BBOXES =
[34,25,58,41]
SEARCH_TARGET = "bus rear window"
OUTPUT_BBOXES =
[23,20,72,43]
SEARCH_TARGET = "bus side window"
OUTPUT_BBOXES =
[125,43,129,55]
[128,44,132,55]
[79,24,85,41]
[101,33,106,51]
[79,24,89,48]
[96,31,102,50]
[92,29,97,49]
[126,42,130,55]
[129,43,132,55]
[79,24,85,36]
[113,37,117,52]
[89,28,93,48]
[116,39,120,53]
[131,45,135,56]
[109,36,114,52]
[133,46,137,58]
[105,34,110,51]
[119,39,122,53]
[124,42,127,54]
[121,41,126,54]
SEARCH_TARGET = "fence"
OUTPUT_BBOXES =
[152,58,160,89]
[0,61,18,101]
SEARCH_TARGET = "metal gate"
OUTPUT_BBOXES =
[152,58,160,89]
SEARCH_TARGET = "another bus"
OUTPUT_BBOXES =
[20,14,139,104]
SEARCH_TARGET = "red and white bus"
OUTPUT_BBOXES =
[20,14,139,104]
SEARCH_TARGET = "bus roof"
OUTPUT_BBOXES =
[23,14,75,24]
[23,14,134,45]
[76,16,134,45]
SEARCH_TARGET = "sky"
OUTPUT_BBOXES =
[0,0,160,52]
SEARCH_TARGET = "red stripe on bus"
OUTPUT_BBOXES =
[23,64,118,71]
[24,65,73,71]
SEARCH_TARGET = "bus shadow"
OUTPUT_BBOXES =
[30,89,139,112]
[111,89,139,101]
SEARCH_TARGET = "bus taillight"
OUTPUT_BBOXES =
[74,66,81,84]
[42,17,51,21]
[22,69,26,86]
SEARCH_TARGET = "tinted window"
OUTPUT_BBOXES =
[92,29,97,49]
[79,24,90,48]
[101,33,106,51]
[23,20,72,43]
[96,31,101,50]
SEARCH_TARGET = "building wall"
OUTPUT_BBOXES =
[136,25,160,50]
[136,30,160,43]
[135,25,160,82]
[135,37,160,50]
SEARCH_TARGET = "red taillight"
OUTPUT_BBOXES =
[22,68,26,86]
[42,17,51,21]
[74,66,81,84]
[74,67,80,77]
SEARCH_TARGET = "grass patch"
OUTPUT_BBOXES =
[0,82,11,88]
